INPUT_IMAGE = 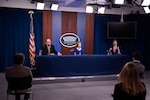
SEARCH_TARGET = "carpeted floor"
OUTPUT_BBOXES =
[0,71,150,100]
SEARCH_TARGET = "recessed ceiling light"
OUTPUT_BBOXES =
[98,7,105,14]
[36,2,45,10]
[143,7,150,14]
[51,4,59,11]
[114,0,124,5]
[86,6,93,13]
[141,0,150,6]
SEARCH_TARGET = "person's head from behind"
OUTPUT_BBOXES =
[13,53,25,65]
[132,52,141,61]
[119,62,139,83]
[46,39,52,46]
[112,39,118,46]
[76,41,82,48]
[118,62,145,95]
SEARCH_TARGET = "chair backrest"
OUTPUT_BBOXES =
[139,73,144,79]
[7,75,32,90]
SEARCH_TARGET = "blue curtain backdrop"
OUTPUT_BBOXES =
[94,14,150,70]
[0,8,42,72]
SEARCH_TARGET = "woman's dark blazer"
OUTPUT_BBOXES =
[113,82,146,100]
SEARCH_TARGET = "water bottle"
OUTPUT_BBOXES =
[107,50,110,55]
[39,50,42,56]
[79,52,81,55]
[107,50,112,55]
[74,52,76,56]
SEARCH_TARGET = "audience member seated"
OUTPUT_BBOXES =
[5,53,33,100]
[113,62,146,100]
[73,41,83,55]
[42,38,62,56]
[132,52,145,79]
[108,39,121,55]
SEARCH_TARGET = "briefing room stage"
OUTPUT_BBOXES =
[35,54,130,77]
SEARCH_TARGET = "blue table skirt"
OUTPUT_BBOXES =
[35,54,130,77]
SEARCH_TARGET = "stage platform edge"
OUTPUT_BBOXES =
[33,74,119,84]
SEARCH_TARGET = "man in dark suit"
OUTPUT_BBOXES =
[132,52,145,79]
[42,39,62,55]
[6,53,33,100]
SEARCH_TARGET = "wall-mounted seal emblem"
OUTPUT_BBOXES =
[60,33,80,48]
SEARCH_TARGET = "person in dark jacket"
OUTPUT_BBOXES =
[42,39,62,56]
[6,53,33,100]
[132,52,145,79]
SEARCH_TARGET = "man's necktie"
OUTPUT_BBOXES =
[47,45,50,54]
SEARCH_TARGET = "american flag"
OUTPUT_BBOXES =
[29,11,36,67]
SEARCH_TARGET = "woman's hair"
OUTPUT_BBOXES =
[118,62,146,96]
[113,39,117,42]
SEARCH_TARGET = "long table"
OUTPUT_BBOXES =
[35,55,130,77]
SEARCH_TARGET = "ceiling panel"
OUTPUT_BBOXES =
[0,0,147,14]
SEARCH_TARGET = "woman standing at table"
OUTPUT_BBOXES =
[73,41,83,55]
[108,39,121,55]
[113,62,146,100]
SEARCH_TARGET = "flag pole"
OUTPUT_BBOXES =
[28,10,36,70]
